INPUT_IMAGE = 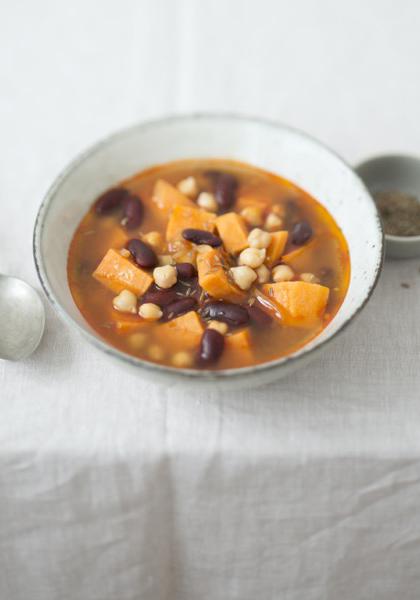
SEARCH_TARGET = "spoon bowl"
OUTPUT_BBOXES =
[0,275,45,361]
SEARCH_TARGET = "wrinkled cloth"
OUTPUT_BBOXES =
[1,1,420,599]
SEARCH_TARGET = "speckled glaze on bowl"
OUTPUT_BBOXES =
[33,114,383,390]
[355,154,420,259]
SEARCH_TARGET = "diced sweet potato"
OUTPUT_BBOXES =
[262,281,330,328]
[270,203,286,218]
[152,179,195,216]
[170,240,197,265]
[166,205,216,243]
[93,249,153,295]
[104,225,128,250]
[95,219,128,253]
[114,318,148,334]
[236,193,270,211]
[216,212,249,254]
[197,248,245,302]
[283,235,347,286]
[165,311,203,335]
[225,328,253,354]
[155,311,204,350]
[266,231,288,266]
[281,239,318,271]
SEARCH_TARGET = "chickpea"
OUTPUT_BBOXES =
[238,247,266,269]
[265,212,284,231]
[230,266,257,290]
[112,289,137,314]
[153,265,177,288]
[300,272,320,284]
[158,255,175,266]
[256,264,270,283]
[240,205,264,227]
[177,176,198,198]
[197,192,218,212]
[139,303,163,321]
[207,321,229,335]
[272,264,294,282]
[248,228,272,249]
[196,244,213,254]
[128,332,147,350]
[148,344,165,361]
[143,231,164,252]
[271,204,285,217]
[171,351,194,367]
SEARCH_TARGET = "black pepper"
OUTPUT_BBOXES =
[374,190,420,236]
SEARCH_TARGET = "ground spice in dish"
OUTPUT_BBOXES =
[374,190,420,236]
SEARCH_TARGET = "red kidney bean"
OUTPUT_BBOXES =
[142,287,179,307]
[286,199,299,216]
[182,229,222,247]
[320,267,334,285]
[199,329,225,364]
[189,281,205,301]
[176,262,197,279]
[164,297,197,320]
[213,172,238,211]
[291,221,313,245]
[126,238,158,268]
[122,194,144,229]
[201,301,249,326]
[94,187,128,214]
[248,303,272,326]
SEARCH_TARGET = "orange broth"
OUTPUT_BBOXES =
[67,159,350,369]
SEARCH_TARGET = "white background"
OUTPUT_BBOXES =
[1,1,420,599]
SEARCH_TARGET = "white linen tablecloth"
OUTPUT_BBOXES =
[1,1,420,598]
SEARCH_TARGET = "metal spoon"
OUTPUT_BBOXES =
[0,274,45,360]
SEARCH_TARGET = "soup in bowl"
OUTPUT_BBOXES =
[34,115,383,388]
[68,159,350,370]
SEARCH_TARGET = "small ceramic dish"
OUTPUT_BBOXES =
[33,114,383,389]
[355,154,420,259]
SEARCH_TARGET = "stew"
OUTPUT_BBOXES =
[67,159,350,370]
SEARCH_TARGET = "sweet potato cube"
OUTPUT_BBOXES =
[197,248,245,302]
[225,329,253,360]
[236,193,270,211]
[155,311,204,350]
[93,249,153,295]
[114,318,148,334]
[164,311,203,336]
[170,240,197,265]
[166,205,216,243]
[266,231,288,266]
[216,212,249,254]
[95,220,128,253]
[152,179,195,216]
[262,281,330,328]
[283,235,346,282]
[282,238,319,271]
[104,225,128,250]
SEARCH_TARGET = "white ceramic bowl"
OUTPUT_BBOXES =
[33,114,383,389]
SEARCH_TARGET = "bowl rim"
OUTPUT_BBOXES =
[33,112,384,381]
[355,152,420,243]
